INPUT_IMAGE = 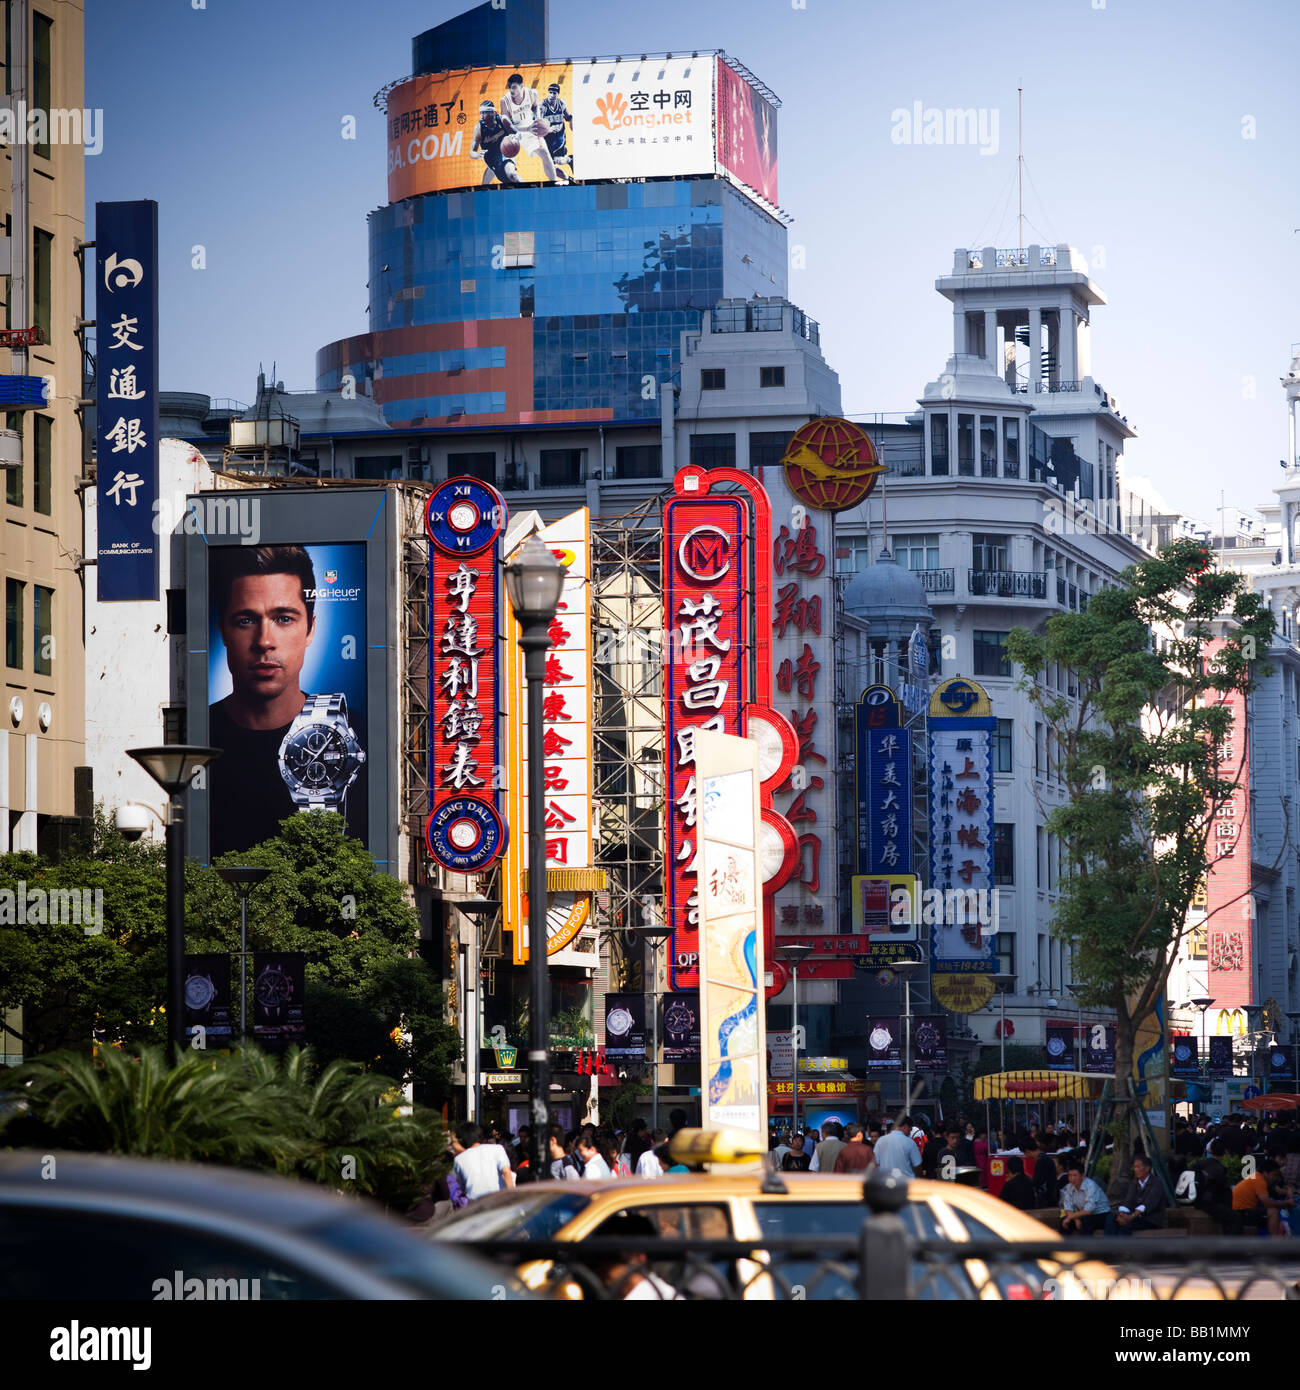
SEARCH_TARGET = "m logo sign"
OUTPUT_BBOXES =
[678,525,732,582]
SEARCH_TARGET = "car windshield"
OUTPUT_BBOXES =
[431,1190,591,1242]
[308,1214,516,1298]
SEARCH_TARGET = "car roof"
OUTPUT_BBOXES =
[0,1150,370,1233]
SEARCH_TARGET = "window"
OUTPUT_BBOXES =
[519,283,534,318]
[836,538,871,574]
[957,414,974,475]
[502,231,534,268]
[539,448,583,488]
[995,719,1013,773]
[749,431,791,470]
[163,706,187,744]
[446,451,495,483]
[32,585,52,677]
[971,534,1008,572]
[354,454,402,481]
[1048,834,1057,891]
[980,415,998,476]
[700,368,726,391]
[5,412,22,507]
[972,630,1010,678]
[614,443,661,479]
[995,931,1015,978]
[1036,827,1043,888]
[760,365,785,388]
[1003,417,1019,476]
[1034,721,1043,776]
[33,229,52,341]
[930,414,949,475]
[32,13,52,161]
[165,589,187,636]
[689,433,735,469]
[6,578,24,668]
[894,534,940,572]
[993,824,1014,885]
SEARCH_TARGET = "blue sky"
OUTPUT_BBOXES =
[87,0,1300,522]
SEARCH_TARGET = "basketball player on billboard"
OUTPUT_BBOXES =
[539,81,574,176]
[500,72,569,183]
[471,100,521,186]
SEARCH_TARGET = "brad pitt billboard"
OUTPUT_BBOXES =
[186,490,397,870]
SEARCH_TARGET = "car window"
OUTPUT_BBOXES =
[929,1199,1048,1300]
[592,1203,731,1240]
[432,1190,590,1242]
[0,1206,340,1300]
[584,1204,735,1300]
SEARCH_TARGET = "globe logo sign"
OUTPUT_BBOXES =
[780,417,886,513]
[939,680,979,715]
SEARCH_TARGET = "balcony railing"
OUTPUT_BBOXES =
[917,568,955,593]
[968,569,1047,599]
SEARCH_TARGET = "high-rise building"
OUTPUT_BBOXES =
[0,1,86,856]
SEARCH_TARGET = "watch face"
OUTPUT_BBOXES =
[283,725,352,787]
[255,967,293,1007]
[606,1008,634,1037]
[869,1025,893,1051]
[1174,1043,1192,1062]
[185,975,216,1011]
[664,1001,694,1037]
[915,1022,939,1052]
[1048,1037,1067,1058]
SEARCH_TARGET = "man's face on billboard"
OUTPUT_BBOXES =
[509,80,523,100]
[220,572,314,705]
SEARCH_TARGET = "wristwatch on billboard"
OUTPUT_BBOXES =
[255,962,293,1024]
[184,971,216,1014]
[278,694,367,812]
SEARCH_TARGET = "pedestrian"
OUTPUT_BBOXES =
[998,1156,1037,1211]
[781,1133,812,1171]
[1059,1160,1111,1235]
[1114,1155,1168,1234]
[636,1129,668,1177]
[576,1131,612,1179]
[773,1129,794,1165]
[832,1123,876,1174]
[1192,1138,1233,1230]
[873,1113,922,1179]
[452,1122,516,1201]
[934,1128,964,1181]
[810,1122,845,1173]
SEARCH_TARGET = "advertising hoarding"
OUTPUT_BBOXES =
[96,201,160,601]
[386,57,715,200]
[715,57,778,208]
[603,993,647,1059]
[1084,1022,1117,1073]
[662,992,700,1063]
[252,952,306,1041]
[866,1017,901,1071]
[912,1017,947,1071]
[1171,1034,1200,1079]
[206,542,369,856]
[1045,1024,1074,1071]
[856,685,912,875]
[1207,1034,1233,1079]
[183,953,232,1042]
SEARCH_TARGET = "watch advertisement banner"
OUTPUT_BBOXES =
[96,200,160,601]
[425,479,508,874]
[1171,1033,1200,1079]
[1269,1045,1292,1082]
[1045,1024,1074,1071]
[912,1017,947,1071]
[603,992,647,1059]
[182,953,232,1041]
[1207,1034,1233,1079]
[664,486,749,991]
[662,992,700,1063]
[866,1018,901,1071]
[252,952,305,1040]
[715,56,778,209]
[207,542,369,857]
[1083,1022,1116,1073]
[928,677,997,974]
[856,686,912,876]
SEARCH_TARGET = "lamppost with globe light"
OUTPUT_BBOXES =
[127,746,220,1054]
[775,943,814,1135]
[217,866,272,1040]
[504,535,566,1183]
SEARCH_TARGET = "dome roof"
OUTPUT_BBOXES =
[842,551,932,625]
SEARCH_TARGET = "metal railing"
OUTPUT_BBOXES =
[917,568,955,593]
[969,569,1047,598]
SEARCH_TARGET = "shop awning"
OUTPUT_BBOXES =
[1241,1092,1300,1112]
[974,1070,1108,1101]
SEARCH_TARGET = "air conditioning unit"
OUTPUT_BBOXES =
[407,445,429,466]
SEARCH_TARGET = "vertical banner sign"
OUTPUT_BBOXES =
[504,510,595,960]
[1204,637,1252,1011]
[856,686,912,874]
[1171,1034,1200,1079]
[95,201,160,601]
[1084,1023,1117,1074]
[603,993,647,1059]
[696,730,766,1140]
[664,478,748,990]
[1268,1044,1291,1082]
[183,953,232,1042]
[1207,1035,1233,1079]
[928,677,998,975]
[913,1017,947,1071]
[866,1017,902,1071]
[424,479,508,872]
[715,56,779,208]
[662,992,700,1063]
[251,952,306,1041]
[1045,1024,1075,1071]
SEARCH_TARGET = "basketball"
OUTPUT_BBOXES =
[500,135,520,158]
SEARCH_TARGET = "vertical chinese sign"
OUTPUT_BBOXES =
[503,510,596,961]
[664,476,748,991]
[95,201,160,601]
[696,729,767,1140]
[928,677,997,983]
[424,479,508,874]
[1204,638,1252,1011]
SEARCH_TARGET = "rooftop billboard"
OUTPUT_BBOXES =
[715,57,778,208]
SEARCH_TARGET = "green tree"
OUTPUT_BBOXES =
[1004,539,1274,1193]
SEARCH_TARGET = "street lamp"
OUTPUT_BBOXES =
[1190,997,1214,1084]
[127,746,221,1055]
[1287,1013,1300,1092]
[776,943,814,1135]
[1067,982,1086,1072]
[993,972,1016,1075]
[638,920,674,1130]
[217,867,272,1041]
[504,534,565,1183]
[892,958,924,1114]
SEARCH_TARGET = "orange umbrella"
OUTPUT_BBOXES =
[1241,1093,1300,1111]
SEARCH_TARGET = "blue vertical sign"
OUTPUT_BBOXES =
[855,685,911,874]
[95,201,160,601]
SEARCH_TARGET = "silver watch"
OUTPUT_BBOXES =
[277,693,366,812]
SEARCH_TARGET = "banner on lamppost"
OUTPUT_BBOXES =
[1045,1024,1074,1071]
[1171,1034,1200,1079]
[182,953,232,1042]
[866,1018,902,1071]
[1083,1022,1116,1073]
[912,1017,947,1071]
[603,993,647,1059]
[1207,1034,1233,1079]
[251,952,306,1041]
[663,992,700,1063]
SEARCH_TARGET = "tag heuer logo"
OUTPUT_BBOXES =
[324,569,338,584]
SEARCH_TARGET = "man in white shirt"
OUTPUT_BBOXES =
[636,1129,668,1178]
[452,1122,516,1201]
[577,1133,612,1179]
[772,1130,793,1165]
[872,1113,923,1179]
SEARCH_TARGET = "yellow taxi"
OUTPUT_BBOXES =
[428,1132,1137,1301]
